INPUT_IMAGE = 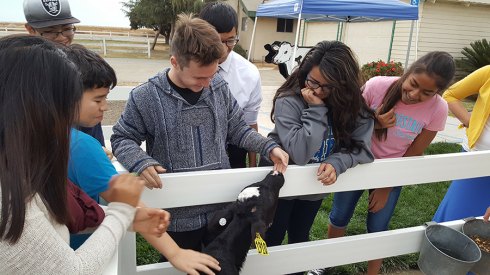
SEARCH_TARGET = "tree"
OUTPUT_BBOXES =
[122,0,216,49]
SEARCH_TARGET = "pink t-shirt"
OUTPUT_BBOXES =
[362,76,448,159]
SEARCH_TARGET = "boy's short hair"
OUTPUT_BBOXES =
[171,14,225,68]
[66,44,117,90]
[24,0,80,28]
[199,2,238,34]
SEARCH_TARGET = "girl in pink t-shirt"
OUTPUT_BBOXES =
[324,52,455,275]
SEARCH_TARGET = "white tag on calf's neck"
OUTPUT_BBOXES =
[238,187,260,202]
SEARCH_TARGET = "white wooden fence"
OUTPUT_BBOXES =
[0,28,154,58]
[103,150,490,275]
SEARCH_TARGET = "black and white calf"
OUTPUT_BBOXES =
[201,171,285,275]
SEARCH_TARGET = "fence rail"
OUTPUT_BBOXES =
[104,150,490,275]
[0,27,155,58]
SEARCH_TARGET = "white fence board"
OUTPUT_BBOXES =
[108,151,490,275]
[112,151,490,209]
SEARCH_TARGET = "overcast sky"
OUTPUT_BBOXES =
[0,0,131,28]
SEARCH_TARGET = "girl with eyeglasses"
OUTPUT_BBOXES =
[260,41,375,269]
[309,51,456,275]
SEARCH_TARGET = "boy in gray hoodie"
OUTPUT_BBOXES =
[111,14,288,256]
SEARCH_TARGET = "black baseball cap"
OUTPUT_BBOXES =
[24,0,80,29]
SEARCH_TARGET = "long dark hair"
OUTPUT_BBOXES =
[374,51,455,141]
[0,35,83,244]
[271,40,374,150]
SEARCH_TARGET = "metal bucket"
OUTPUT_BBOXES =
[462,218,490,275]
[418,223,481,275]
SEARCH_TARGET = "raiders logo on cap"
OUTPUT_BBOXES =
[42,0,61,17]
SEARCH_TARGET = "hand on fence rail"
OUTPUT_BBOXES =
[140,165,166,189]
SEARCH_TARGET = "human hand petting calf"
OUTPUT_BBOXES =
[168,248,220,275]
[269,147,289,173]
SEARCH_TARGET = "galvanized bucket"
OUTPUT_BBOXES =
[418,222,481,275]
[462,218,490,275]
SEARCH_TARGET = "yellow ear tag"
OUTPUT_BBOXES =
[254,233,269,256]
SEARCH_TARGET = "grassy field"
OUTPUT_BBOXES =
[135,142,462,274]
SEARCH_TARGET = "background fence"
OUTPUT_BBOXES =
[0,27,155,58]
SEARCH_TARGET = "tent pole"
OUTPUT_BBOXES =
[336,22,340,41]
[387,20,396,62]
[404,20,415,72]
[339,22,344,42]
[247,16,258,61]
[291,13,302,70]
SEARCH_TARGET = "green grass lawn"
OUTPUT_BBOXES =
[135,142,463,273]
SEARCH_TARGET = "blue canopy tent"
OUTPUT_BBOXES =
[247,0,419,69]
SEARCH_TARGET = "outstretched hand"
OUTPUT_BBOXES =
[375,104,396,129]
[132,207,170,238]
[269,147,289,174]
[168,249,221,275]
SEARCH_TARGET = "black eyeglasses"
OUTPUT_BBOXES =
[305,76,334,94]
[39,27,76,39]
[222,37,239,47]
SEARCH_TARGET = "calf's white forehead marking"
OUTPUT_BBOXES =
[238,187,260,202]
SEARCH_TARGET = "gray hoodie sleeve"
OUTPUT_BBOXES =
[273,96,329,165]
[224,85,278,159]
[326,112,375,176]
[110,87,161,174]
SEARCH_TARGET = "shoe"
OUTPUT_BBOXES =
[306,268,328,275]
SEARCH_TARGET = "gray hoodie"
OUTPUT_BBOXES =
[111,68,278,231]
[267,93,374,200]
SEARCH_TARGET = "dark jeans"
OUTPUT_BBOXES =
[265,198,323,275]
[159,227,207,262]
[265,198,323,246]
[227,143,248,168]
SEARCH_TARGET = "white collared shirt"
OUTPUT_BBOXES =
[218,51,262,125]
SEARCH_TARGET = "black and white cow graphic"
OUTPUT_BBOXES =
[263,41,312,79]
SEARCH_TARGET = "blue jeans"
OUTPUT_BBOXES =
[329,186,402,233]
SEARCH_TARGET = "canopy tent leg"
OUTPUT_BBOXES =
[291,12,303,70]
[387,20,396,62]
[404,20,415,71]
[247,16,258,61]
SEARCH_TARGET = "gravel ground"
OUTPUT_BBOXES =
[103,100,127,125]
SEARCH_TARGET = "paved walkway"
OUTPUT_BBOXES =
[106,58,466,145]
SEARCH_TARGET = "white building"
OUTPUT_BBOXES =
[233,0,490,68]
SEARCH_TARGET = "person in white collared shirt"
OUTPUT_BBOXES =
[200,2,262,168]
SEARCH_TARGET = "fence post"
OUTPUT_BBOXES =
[103,38,107,57]
[147,39,151,59]
[110,31,112,39]
[90,31,93,40]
